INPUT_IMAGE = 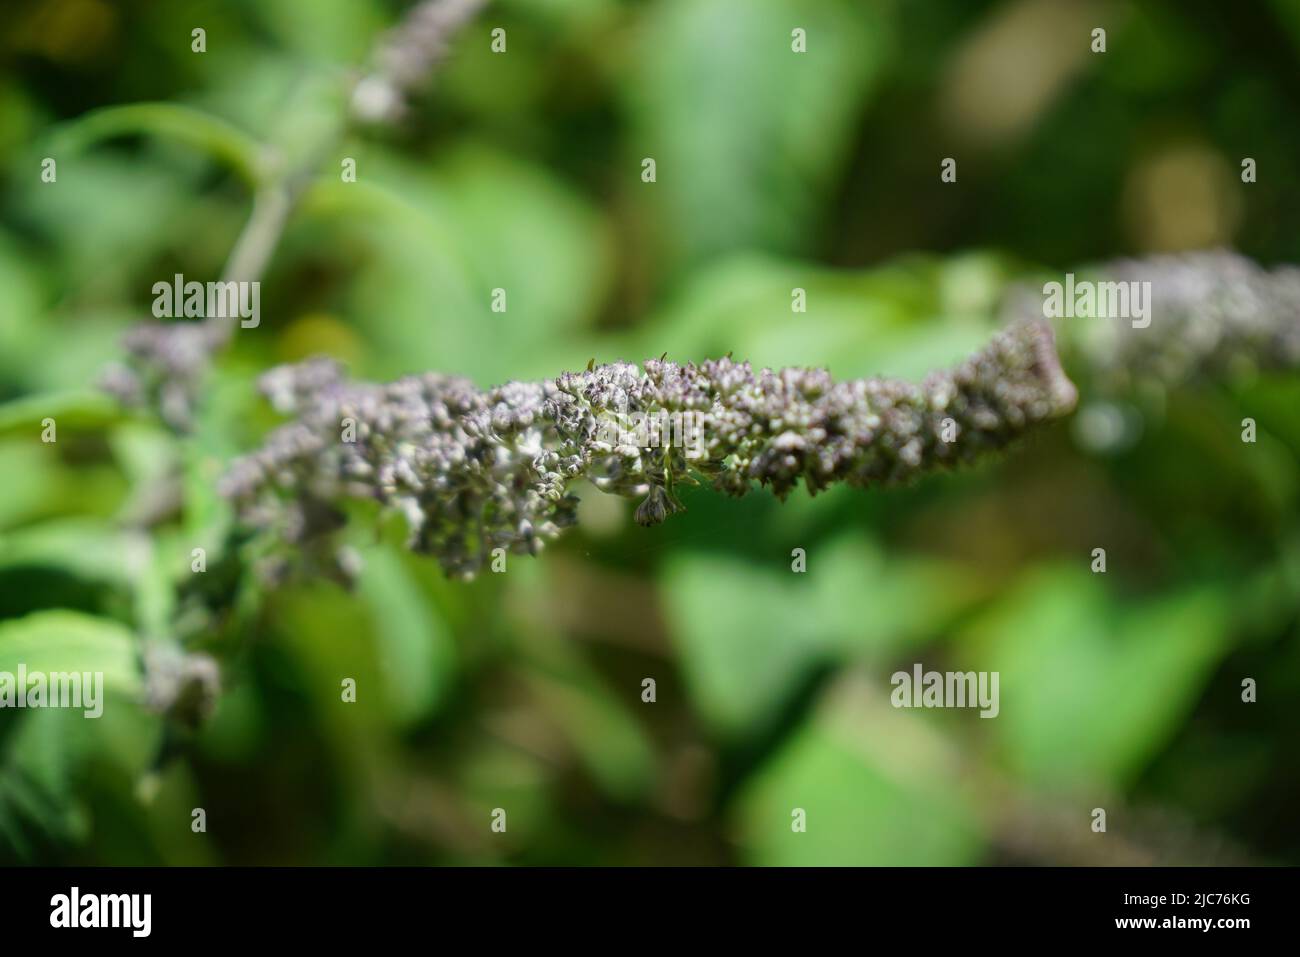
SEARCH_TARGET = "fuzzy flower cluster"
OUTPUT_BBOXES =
[142,644,222,728]
[219,320,1076,579]
[350,0,488,124]
[1008,250,1300,390]
[100,321,225,432]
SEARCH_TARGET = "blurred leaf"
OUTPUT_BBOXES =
[0,440,126,539]
[0,519,148,592]
[504,561,656,801]
[663,536,980,736]
[250,0,385,63]
[1269,0,1300,54]
[625,0,889,271]
[0,611,141,695]
[961,566,1233,791]
[269,546,457,733]
[0,390,125,440]
[302,143,611,384]
[734,676,984,865]
[0,709,92,858]
[641,252,1006,377]
[52,103,263,185]
[24,308,142,394]
[298,168,484,379]
[109,420,179,501]
[0,613,153,861]
[14,151,201,285]
[519,655,656,803]
[0,443,60,530]
[436,143,613,351]
[0,233,47,390]
[181,369,258,561]
[355,546,456,728]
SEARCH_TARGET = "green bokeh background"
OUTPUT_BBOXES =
[1,0,1298,865]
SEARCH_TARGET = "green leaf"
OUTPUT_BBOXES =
[0,234,47,390]
[435,143,613,353]
[302,143,612,385]
[0,709,92,857]
[0,519,148,592]
[355,546,456,728]
[298,167,486,381]
[0,444,61,530]
[1269,0,1300,54]
[960,567,1233,791]
[52,103,264,186]
[268,544,457,732]
[662,536,980,737]
[733,677,984,865]
[0,611,142,697]
[640,252,1006,379]
[0,391,126,440]
[249,0,385,62]
[0,615,154,861]
[624,0,889,272]
[498,561,657,801]
[519,655,656,803]
[181,369,257,561]
[10,153,201,284]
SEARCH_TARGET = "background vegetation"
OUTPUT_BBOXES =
[1,0,1298,865]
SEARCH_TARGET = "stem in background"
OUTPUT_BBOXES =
[220,186,292,287]
[103,0,492,430]
[203,185,293,348]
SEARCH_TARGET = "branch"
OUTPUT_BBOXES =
[351,0,490,124]
[219,320,1077,580]
[1003,249,1300,391]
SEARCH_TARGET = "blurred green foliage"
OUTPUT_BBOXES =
[1,0,1298,865]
